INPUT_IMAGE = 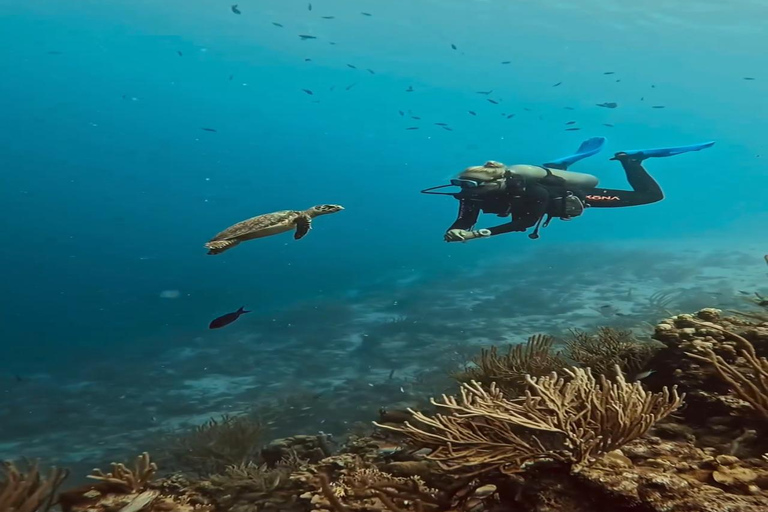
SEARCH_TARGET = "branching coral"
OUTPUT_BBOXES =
[454,334,568,396]
[165,414,263,475]
[0,461,68,512]
[566,327,660,377]
[376,367,684,477]
[88,452,157,493]
[685,321,768,421]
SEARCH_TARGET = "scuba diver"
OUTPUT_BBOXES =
[421,137,715,242]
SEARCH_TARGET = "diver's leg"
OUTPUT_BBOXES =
[584,154,663,208]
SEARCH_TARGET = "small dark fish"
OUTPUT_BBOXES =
[739,290,751,295]
[411,116,421,120]
[468,110,477,116]
[434,122,448,126]
[405,86,414,92]
[302,89,314,95]
[506,113,515,119]
[596,102,618,109]
[616,79,621,83]
[487,99,499,104]
[475,90,493,95]
[347,63,357,69]
[501,61,511,64]
[47,51,63,55]
[272,22,284,27]
[299,34,317,40]
[366,69,375,74]
[322,16,335,19]
[345,83,356,90]
[640,97,645,101]
[308,2,312,11]
[228,74,234,81]
[398,110,404,116]
[566,127,581,131]
[603,123,614,127]
[615,312,627,317]
[764,254,768,266]
[565,121,576,125]
[743,77,756,80]
[552,81,562,87]
[651,105,665,109]
[329,42,336,45]
[603,71,615,75]
[231,4,241,14]
[304,58,312,62]
[442,126,453,131]
[523,107,532,111]
[451,44,457,50]
[210,306,250,329]
[177,51,183,57]
[406,127,419,130]
[388,369,395,380]
[564,107,575,110]
[361,12,372,16]
[651,84,656,88]
[201,127,217,132]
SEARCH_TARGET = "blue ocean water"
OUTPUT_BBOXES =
[1,0,767,478]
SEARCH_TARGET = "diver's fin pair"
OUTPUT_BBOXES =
[543,137,607,170]
[611,141,715,161]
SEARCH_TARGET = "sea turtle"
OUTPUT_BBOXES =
[205,204,344,255]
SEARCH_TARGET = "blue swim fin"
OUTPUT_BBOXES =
[543,136,607,170]
[613,141,715,161]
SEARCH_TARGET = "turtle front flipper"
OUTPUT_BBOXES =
[294,214,312,239]
[205,239,240,255]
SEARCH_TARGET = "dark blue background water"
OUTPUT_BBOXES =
[1,0,766,375]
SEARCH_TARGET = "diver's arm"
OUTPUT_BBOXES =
[448,198,480,230]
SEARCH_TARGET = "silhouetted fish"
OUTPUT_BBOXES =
[487,99,499,104]
[345,83,356,90]
[322,16,335,19]
[451,44,457,50]
[506,113,515,119]
[302,89,314,95]
[434,122,448,126]
[566,127,580,131]
[651,105,665,109]
[231,4,241,14]
[308,2,312,11]
[565,121,576,125]
[361,12,372,16]
[603,123,614,127]
[202,127,217,132]
[743,77,756,80]
[501,61,511,64]
[305,58,312,62]
[177,51,183,57]
[299,35,317,40]
[468,111,477,116]
[347,64,357,69]
[398,110,404,116]
[442,126,453,131]
[596,102,618,108]
[366,69,375,74]
[553,82,562,87]
[47,51,63,55]
[411,116,421,120]
[603,71,615,75]
[564,107,575,110]
[406,127,419,130]
[209,306,250,329]
[273,22,284,27]
[405,86,414,92]
[475,90,492,95]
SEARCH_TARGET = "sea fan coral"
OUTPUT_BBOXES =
[376,366,684,477]
[0,461,68,512]
[566,327,660,377]
[454,334,568,396]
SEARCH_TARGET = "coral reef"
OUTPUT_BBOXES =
[0,461,68,512]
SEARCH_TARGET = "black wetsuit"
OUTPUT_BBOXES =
[448,155,663,236]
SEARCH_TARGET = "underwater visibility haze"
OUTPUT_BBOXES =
[1,1,768,511]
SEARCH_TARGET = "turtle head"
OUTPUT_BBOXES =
[308,204,344,217]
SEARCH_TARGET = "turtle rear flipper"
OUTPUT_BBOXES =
[206,239,240,255]
[294,215,312,240]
